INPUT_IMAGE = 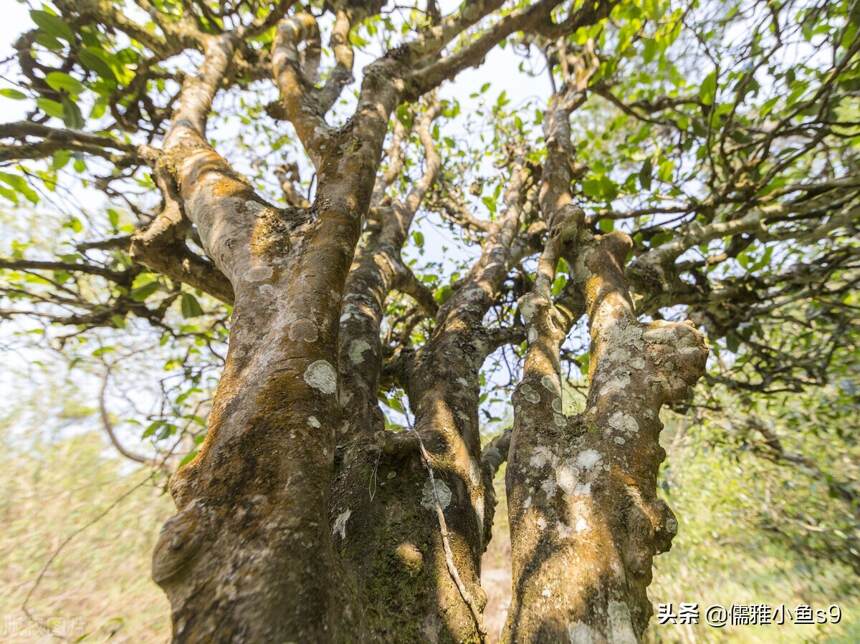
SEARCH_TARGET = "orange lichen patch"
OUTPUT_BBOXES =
[211,176,251,199]
[250,208,293,258]
[395,542,424,575]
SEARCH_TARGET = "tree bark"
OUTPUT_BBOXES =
[150,30,401,641]
[505,232,707,642]
[329,152,532,643]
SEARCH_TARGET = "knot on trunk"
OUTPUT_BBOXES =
[621,492,677,582]
[152,499,208,586]
[643,320,708,403]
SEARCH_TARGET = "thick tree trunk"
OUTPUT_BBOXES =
[151,196,363,640]
[505,233,707,642]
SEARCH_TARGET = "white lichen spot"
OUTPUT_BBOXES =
[303,360,337,395]
[289,318,318,343]
[541,374,559,392]
[576,449,602,470]
[332,508,351,540]
[601,374,630,396]
[665,515,678,535]
[421,479,452,510]
[520,384,541,405]
[643,325,678,344]
[613,436,626,445]
[575,516,589,533]
[630,356,646,370]
[541,477,558,498]
[339,303,361,324]
[607,600,638,644]
[528,327,539,344]
[456,377,469,387]
[520,296,537,323]
[557,521,574,539]
[557,450,603,497]
[568,621,597,643]
[530,445,556,469]
[607,321,644,352]
[537,516,547,530]
[552,397,563,414]
[542,586,552,598]
[556,464,578,496]
[554,413,567,429]
[348,339,372,364]
[307,416,321,429]
[608,411,639,435]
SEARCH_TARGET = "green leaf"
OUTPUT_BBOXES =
[61,96,85,129]
[581,179,602,198]
[179,451,198,466]
[699,70,717,106]
[131,281,160,301]
[599,175,619,201]
[726,331,740,353]
[0,185,18,204]
[412,231,424,248]
[348,31,369,47]
[52,149,71,170]
[181,293,204,318]
[30,10,74,43]
[598,218,614,233]
[650,231,674,246]
[36,97,65,119]
[79,48,117,84]
[0,88,26,100]
[45,71,85,96]
[639,157,652,190]
[90,98,107,119]
[482,195,497,214]
[395,103,412,128]
[34,32,62,51]
[0,172,39,204]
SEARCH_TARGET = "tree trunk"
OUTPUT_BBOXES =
[151,197,363,640]
[505,232,707,642]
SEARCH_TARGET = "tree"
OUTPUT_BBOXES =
[0,0,856,641]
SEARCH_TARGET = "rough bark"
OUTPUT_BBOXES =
[330,153,533,642]
[139,4,619,641]
[505,231,707,642]
[501,82,709,641]
[3,1,854,641]
[151,29,400,641]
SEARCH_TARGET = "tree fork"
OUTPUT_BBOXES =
[506,232,707,642]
